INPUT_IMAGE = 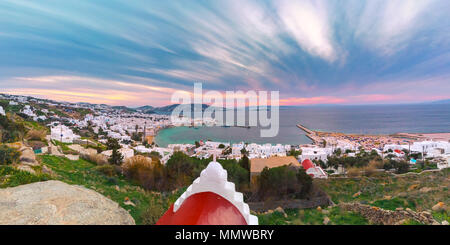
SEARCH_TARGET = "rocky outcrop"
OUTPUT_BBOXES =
[339,203,439,225]
[19,146,39,166]
[0,180,135,225]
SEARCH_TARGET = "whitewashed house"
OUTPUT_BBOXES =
[51,124,79,143]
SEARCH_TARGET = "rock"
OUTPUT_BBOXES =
[442,221,449,225]
[322,209,330,215]
[432,221,441,225]
[419,187,433,193]
[65,155,79,161]
[19,147,39,166]
[115,185,120,191]
[395,207,404,211]
[408,184,419,191]
[275,206,285,214]
[0,180,135,225]
[384,195,391,200]
[124,200,136,207]
[323,216,330,225]
[394,219,407,225]
[432,202,446,212]
[41,165,54,175]
[397,192,407,197]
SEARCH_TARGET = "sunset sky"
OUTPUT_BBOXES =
[1,0,449,106]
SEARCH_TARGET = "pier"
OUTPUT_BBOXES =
[296,124,315,135]
[297,124,320,144]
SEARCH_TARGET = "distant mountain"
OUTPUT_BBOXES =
[429,99,450,104]
[135,105,154,111]
[152,104,212,114]
[111,106,136,112]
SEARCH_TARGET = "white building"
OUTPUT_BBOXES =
[0,106,5,116]
[51,124,79,143]
[299,147,332,163]
[21,105,37,118]
[101,148,134,161]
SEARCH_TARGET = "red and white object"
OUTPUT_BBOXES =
[301,159,328,179]
[157,157,258,225]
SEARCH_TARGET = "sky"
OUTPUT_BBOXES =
[0,0,449,107]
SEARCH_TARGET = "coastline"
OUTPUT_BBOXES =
[155,123,450,148]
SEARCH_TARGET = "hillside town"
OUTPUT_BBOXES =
[1,93,450,226]
[1,93,449,179]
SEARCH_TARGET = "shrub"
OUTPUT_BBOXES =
[394,161,410,174]
[25,129,46,141]
[255,165,311,201]
[346,167,361,177]
[94,164,117,177]
[27,140,47,150]
[165,151,206,187]
[81,153,108,165]
[361,164,376,177]
[122,155,166,191]
[141,203,165,225]
[0,145,20,165]
[0,115,25,143]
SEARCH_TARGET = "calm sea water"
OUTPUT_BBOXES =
[154,104,450,147]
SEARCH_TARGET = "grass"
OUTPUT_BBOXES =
[257,206,369,225]
[37,155,184,224]
[22,120,49,133]
[432,210,450,223]
[0,165,50,188]
[315,168,449,212]
[371,197,416,211]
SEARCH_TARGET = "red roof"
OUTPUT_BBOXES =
[394,149,404,154]
[156,192,247,225]
[302,159,314,170]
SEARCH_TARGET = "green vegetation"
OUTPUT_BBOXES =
[0,145,20,165]
[0,165,50,188]
[106,138,123,165]
[38,155,182,224]
[165,152,250,191]
[257,206,368,225]
[316,168,449,212]
[51,140,77,154]
[0,115,26,143]
[255,165,312,201]
[371,197,416,211]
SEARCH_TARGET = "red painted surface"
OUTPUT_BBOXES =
[156,192,248,225]
[394,149,403,154]
[301,159,314,170]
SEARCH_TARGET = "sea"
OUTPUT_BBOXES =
[154,104,450,147]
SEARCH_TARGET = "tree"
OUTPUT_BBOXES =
[240,147,248,156]
[109,148,123,165]
[106,138,120,150]
[334,148,342,157]
[394,160,409,174]
[106,138,123,165]
[218,143,225,149]
[288,149,301,158]
[297,168,312,197]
